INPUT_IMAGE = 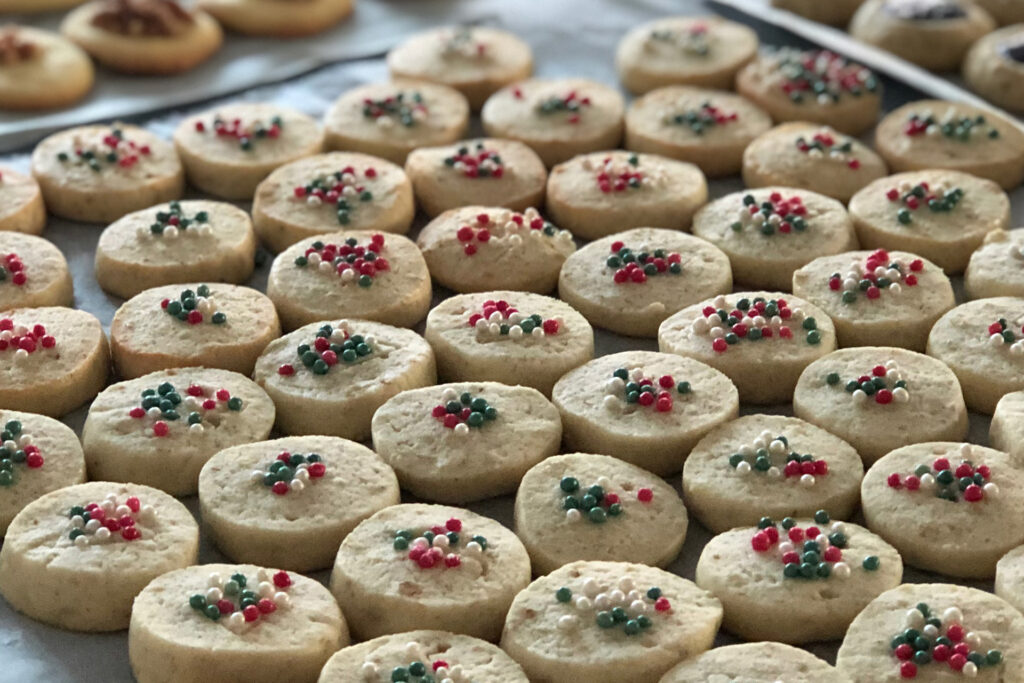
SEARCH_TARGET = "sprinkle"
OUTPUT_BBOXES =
[0,420,44,487]
[728,431,828,483]
[455,207,569,257]
[468,299,562,339]
[196,113,284,151]
[290,165,379,225]
[729,192,809,236]
[559,475,636,524]
[432,390,498,433]
[647,23,710,55]
[553,580,669,635]
[55,125,152,172]
[690,296,813,353]
[128,381,243,437]
[795,128,862,169]
[885,180,964,224]
[830,249,923,304]
[826,360,910,406]
[190,569,292,629]
[534,89,591,125]
[665,100,738,135]
[393,519,485,570]
[0,253,27,287]
[903,110,1000,142]
[362,90,428,128]
[888,602,1002,679]
[606,243,682,283]
[0,318,56,356]
[277,321,374,376]
[293,234,388,287]
[765,48,878,105]
[140,201,211,239]
[443,141,504,179]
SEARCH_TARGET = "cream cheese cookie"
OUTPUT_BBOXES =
[199,436,399,572]
[974,0,1024,24]
[660,642,842,682]
[964,26,1024,114]
[253,319,436,439]
[771,0,866,25]
[991,390,1024,460]
[371,381,561,504]
[793,249,954,351]
[0,481,198,631]
[129,563,347,683]
[331,504,531,641]
[997,545,1024,617]
[0,167,45,235]
[252,151,415,253]
[197,0,353,37]
[0,25,93,111]
[0,232,73,310]
[965,230,1024,299]
[82,367,275,496]
[624,86,772,177]
[500,560,723,683]
[32,123,184,224]
[793,346,969,464]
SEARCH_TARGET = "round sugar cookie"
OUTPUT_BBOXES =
[252,151,415,254]
[660,641,841,682]
[404,138,547,217]
[991,390,1024,460]
[696,513,901,644]
[330,503,531,641]
[964,25,1024,114]
[0,410,86,537]
[387,26,533,110]
[0,25,93,111]
[110,283,280,379]
[417,205,575,294]
[0,232,73,310]
[691,187,857,291]
[997,545,1024,617]
[658,291,837,405]
[514,452,688,574]
[683,414,864,534]
[424,291,593,396]
[370,381,561,504]
[266,231,431,331]
[0,167,45,235]
[848,170,1011,273]
[0,307,109,418]
[793,346,969,464]
[552,350,738,475]
[199,436,399,572]
[558,227,732,337]
[545,151,709,239]
[836,583,1024,682]
[31,123,184,224]
[174,103,324,199]
[129,563,347,683]
[82,367,275,496]
[324,81,470,164]
[771,0,866,25]
[95,199,255,299]
[500,560,723,683]
[792,249,954,351]
[0,481,198,631]
[197,0,353,37]
[965,230,1024,299]
[615,16,758,94]
[624,86,772,177]
[253,318,436,439]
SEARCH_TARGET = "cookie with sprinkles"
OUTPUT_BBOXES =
[771,0,867,26]
[30,123,184,223]
[964,25,1024,114]
[0,232,73,310]
[252,151,415,253]
[965,230,1024,300]
[266,231,432,331]
[0,25,93,111]
[331,503,530,641]
[0,166,45,234]
[129,563,347,683]
[661,641,840,682]
[82,367,274,495]
[558,228,732,337]
[793,346,968,464]
[0,481,198,631]
[196,0,354,37]
[501,560,723,683]
[991,390,1024,460]
[793,249,954,351]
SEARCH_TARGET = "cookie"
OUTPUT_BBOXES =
[199,436,400,572]
[500,560,723,683]
[683,414,864,534]
[417,205,575,294]
[691,188,857,291]
[624,86,772,177]
[110,283,280,379]
[0,167,45,235]
[965,230,1024,299]
[129,564,347,683]
[792,346,969,464]
[324,81,470,165]
[991,390,1024,460]
[792,249,954,351]
[252,151,415,253]
[266,231,431,331]
[847,170,1011,273]
[659,642,841,682]
[742,123,889,203]
[658,292,837,405]
[370,381,561,504]
[61,0,223,75]
[387,26,533,110]
[82,367,275,496]
[615,16,758,94]
[0,232,73,310]
[0,307,109,418]
[736,48,882,136]
[997,545,1024,618]
[0,481,198,631]
[31,123,184,224]
[771,0,866,25]
[973,0,1024,24]
[514,452,688,574]
[253,319,436,439]
[197,0,353,37]
[552,350,738,475]
[877,101,1024,191]
[424,291,593,396]
[330,503,531,641]
[558,227,731,337]
[481,78,625,167]
[0,25,94,111]
[545,151,708,239]
[964,25,1024,114]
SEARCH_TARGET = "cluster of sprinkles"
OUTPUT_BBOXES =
[730,192,809,236]
[440,26,487,59]
[467,299,562,340]
[665,101,738,135]
[189,569,292,632]
[141,201,211,239]
[825,361,910,405]
[751,511,879,580]
[160,284,226,325]
[360,642,472,682]
[584,153,652,194]
[648,21,709,55]
[553,576,670,635]
[252,451,326,496]
[606,241,682,284]
[0,253,26,287]
[0,420,43,487]
[691,295,820,353]
[890,603,1002,679]
[443,142,504,178]
[829,249,923,303]
[771,48,878,104]
[277,321,374,377]
[362,91,427,129]
[728,430,828,485]
[56,126,151,171]
[454,207,570,256]
[904,110,1000,141]
[0,319,57,357]
[67,493,153,545]
[524,89,590,125]
[988,318,1024,355]
[885,180,964,225]
[432,387,498,434]
[292,165,377,225]
[559,474,653,524]
[294,234,389,287]
[128,381,243,438]
[603,366,691,413]
[193,113,283,151]
[887,445,998,503]
[795,128,861,169]
[392,518,487,570]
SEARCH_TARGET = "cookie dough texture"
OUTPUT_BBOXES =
[129,563,347,683]
[991,390,1024,460]
[964,25,1024,114]
[996,544,1024,616]
[197,0,354,37]
[0,26,94,111]
[771,0,865,25]
[0,481,198,631]
[330,504,531,641]
[0,167,45,235]
[965,230,1024,299]
[501,560,723,683]
[660,642,842,682]
[371,381,561,504]
[0,232,73,310]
